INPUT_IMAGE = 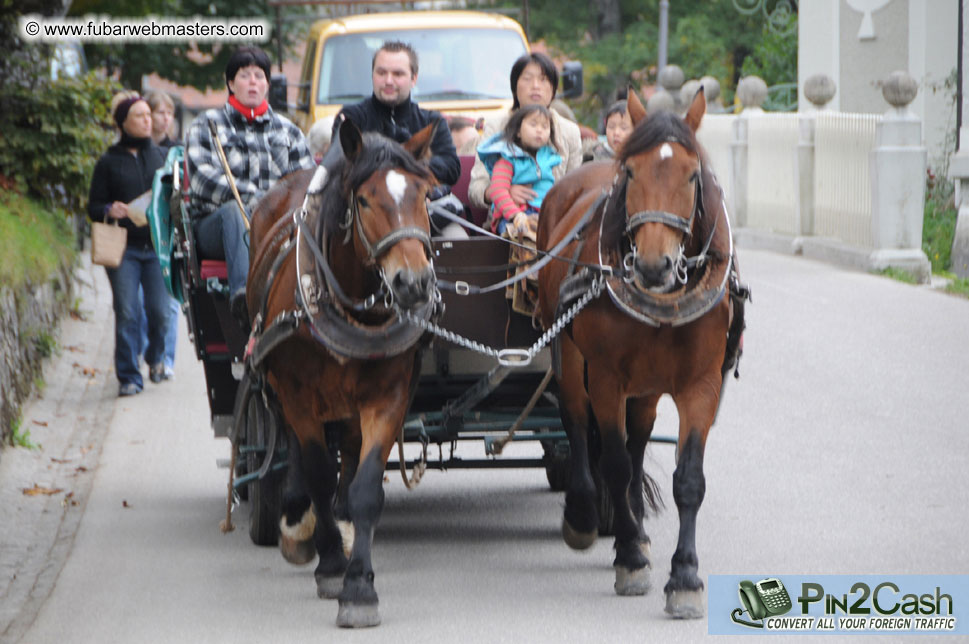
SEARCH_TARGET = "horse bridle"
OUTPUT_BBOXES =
[343,189,434,265]
[622,157,704,239]
[614,149,715,286]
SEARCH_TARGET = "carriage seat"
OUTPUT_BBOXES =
[451,155,489,229]
[199,259,228,281]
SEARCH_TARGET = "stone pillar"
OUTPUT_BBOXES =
[699,75,723,113]
[736,76,767,114]
[680,79,701,114]
[948,0,969,278]
[649,64,683,115]
[797,74,837,236]
[729,77,767,229]
[868,71,930,282]
[730,117,749,228]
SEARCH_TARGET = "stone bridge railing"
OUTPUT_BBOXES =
[651,68,930,282]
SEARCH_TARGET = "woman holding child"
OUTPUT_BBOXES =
[467,52,583,214]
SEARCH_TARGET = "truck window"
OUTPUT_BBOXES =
[317,28,528,104]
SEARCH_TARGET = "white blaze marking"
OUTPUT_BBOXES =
[386,170,407,206]
[659,143,673,160]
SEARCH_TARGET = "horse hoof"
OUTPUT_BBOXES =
[337,601,381,628]
[279,510,316,566]
[279,535,315,566]
[614,565,650,596]
[562,518,596,550]
[664,588,705,618]
[315,573,343,600]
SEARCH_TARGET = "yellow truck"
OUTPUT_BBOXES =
[273,10,581,132]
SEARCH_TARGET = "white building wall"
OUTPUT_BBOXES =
[798,0,957,167]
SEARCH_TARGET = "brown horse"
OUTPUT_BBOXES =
[537,89,745,618]
[245,121,439,628]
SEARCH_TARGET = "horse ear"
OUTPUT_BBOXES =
[627,87,647,127]
[404,122,436,163]
[339,117,364,162]
[684,87,706,133]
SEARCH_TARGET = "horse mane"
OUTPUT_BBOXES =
[318,131,434,239]
[601,110,727,263]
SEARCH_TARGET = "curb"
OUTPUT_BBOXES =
[0,255,118,643]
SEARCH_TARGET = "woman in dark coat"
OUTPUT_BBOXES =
[88,92,170,396]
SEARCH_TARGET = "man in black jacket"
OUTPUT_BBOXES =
[332,41,460,188]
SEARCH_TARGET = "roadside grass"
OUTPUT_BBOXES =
[876,184,968,299]
[0,188,77,291]
[8,416,40,450]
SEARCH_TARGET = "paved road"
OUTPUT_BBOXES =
[2,249,968,643]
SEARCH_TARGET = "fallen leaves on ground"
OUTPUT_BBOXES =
[64,344,83,352]
[122,499,132,508]
[23,484,64,496]
[31,420,48,427]
[71,362,99,377]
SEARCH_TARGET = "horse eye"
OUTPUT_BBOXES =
[357,195,370,209]
[625,166,634,180]
[689,170,700,183]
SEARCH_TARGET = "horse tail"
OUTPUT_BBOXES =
[641,471,665,516]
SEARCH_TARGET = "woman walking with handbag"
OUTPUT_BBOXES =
[88,91,171,396]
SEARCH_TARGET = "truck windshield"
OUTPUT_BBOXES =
[317,28,528,104]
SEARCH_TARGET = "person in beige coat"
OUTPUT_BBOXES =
[468,52,582,210]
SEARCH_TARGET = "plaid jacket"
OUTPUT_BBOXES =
[186,102,314,218]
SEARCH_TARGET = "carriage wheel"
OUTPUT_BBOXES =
[246,394,282,546]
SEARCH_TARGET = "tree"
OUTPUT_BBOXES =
[502,0,796,124]
[67,0,306,92]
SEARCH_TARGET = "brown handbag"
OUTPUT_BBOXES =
[90,218,127,268]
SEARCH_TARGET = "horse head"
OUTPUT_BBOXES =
[339,120,438,310]
[614,88,706,293]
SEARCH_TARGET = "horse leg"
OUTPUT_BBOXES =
[664,382,720,618]
[294,434,348,600]
[337,403,404,628]
[626,395,662,552]
[557,334,598,550]
[333,421,360,559]
[279,428,316,565]
[587,370,650,596]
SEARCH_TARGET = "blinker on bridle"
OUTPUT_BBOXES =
[340,188,434,265]
[623,158,704,238]
[617,144,707,287]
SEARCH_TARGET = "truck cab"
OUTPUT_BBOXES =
[286,11,531,132]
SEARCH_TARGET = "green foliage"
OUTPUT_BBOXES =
[740,11,798,88]
[874,267,918,284]
[923,192,956,273]
[0,190,77,291]
[944,276,969,299]
[500,0,794,128]
[31,330,57,359]
[9,416,40,450]
[0,73,118,217]
[70,0,311,92]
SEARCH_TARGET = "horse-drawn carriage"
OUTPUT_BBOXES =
[147,89,748,627]
[146,136,593,546]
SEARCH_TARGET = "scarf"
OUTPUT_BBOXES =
[229,95,269,123]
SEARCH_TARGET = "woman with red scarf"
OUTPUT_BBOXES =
[185,46,314,322]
